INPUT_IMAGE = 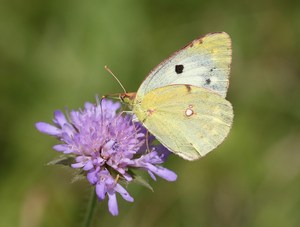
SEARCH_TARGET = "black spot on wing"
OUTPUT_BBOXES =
[210,67,216,72]
[175,65,184,74]
[206,78,211,85]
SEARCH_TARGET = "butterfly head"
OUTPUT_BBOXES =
[120,93,136,109]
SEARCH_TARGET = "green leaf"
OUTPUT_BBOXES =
[47,155,75,167]
[71,170,86,183]
[132,174,154,192]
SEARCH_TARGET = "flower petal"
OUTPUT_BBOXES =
[62,123,76,137]
[145,163,177,182]
[115,184,134,202]
[53,110,68,127]
[87,168,99,184]
[84,102,94,110]
[53,144,67,152]
[96,182,106,200]
[147,170,157,181]
[107,192,118,216]
[35,122,61,136]
[83,161,94,171]
[122,173,133,182]
[71,162,85,168]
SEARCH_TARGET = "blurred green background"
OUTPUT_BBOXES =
[1,0,300,226]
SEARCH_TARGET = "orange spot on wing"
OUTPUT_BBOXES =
[147,109,155,116]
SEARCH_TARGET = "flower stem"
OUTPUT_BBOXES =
[82,188,97,227]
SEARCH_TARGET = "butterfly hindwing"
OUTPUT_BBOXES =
[136,32,232,99]
[133,84,233,160]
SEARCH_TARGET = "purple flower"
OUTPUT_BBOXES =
[36,98,177,216]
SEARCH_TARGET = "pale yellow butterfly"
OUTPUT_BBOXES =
[119,32,233,161]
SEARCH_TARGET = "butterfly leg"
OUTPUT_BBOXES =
[145,130,151,153]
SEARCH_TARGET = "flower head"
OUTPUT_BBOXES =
[36,98,177,215]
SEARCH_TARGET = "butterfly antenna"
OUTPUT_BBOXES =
[104,65,127,93]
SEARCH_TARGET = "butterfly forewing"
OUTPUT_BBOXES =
[133,85,233,160]
[136,32,232,99]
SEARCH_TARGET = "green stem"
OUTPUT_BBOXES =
[82,188,97,227]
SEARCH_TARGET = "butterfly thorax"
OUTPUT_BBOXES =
[132,96,148,123]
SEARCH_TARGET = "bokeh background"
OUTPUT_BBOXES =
[1,0,300,226]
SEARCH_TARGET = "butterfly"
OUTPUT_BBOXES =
[119,32,233,161]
